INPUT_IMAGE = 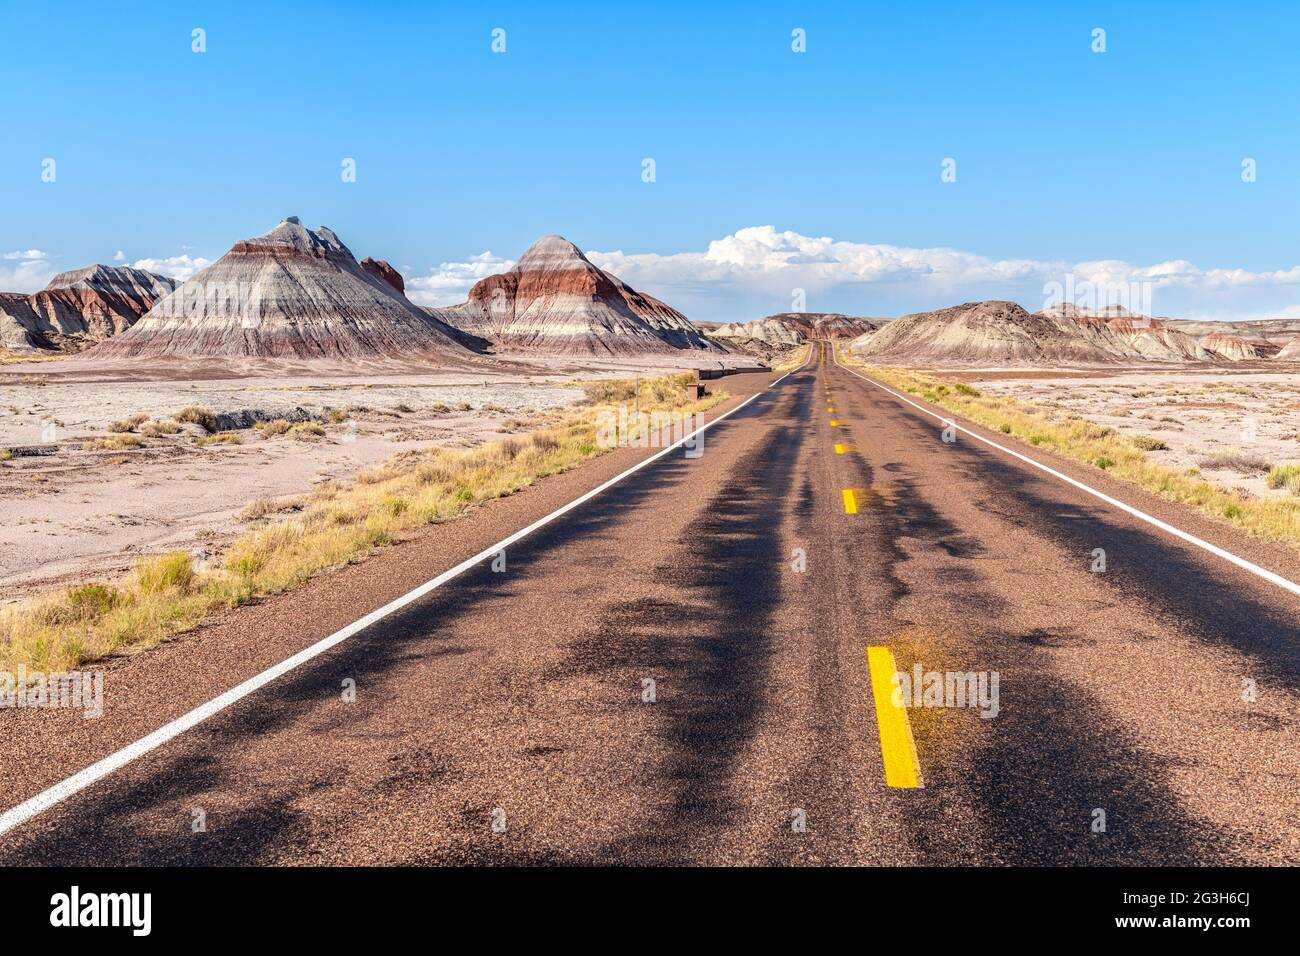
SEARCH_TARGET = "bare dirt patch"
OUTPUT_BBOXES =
[960,367,1300,499]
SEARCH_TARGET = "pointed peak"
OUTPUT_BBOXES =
[243,218,354,260]
[518,234,588,266]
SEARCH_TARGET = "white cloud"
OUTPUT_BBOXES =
[406,251,516,306]
[131,254,212,282]
[113,249,126,262]
[577,226,1300,321]
[0,250,57,292]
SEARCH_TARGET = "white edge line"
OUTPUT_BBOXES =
[0,357,811,839]
[831,345,1300,600]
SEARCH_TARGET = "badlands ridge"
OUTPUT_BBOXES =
[3,219,1299,367]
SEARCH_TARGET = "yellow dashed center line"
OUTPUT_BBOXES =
[834,443,847,454]
[841,488,858,513]
[865,646,924,789]
[830,419,840,427]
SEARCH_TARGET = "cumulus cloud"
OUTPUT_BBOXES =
[578,226,1300,321]
[130,254,212,282]
[113,249,126,262]
[588,226,1058,294]
[0,249,57,292]
[406,251,516,306]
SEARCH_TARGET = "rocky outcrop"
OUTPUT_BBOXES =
[360,257,404,294]
[1164,317,1300,350]
[1200,332,1279,361]
[1042,307,1211,361]
[709,318,804,347]
[433,234,725,356]
[0,265,176,352]
[92,218,471,360]
[1276,337,1300,361]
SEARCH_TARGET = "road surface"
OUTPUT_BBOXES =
[1,344,1297,865]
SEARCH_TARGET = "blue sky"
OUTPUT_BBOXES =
[3,0,1300,322]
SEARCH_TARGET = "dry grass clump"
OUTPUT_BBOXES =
[2,371,728,673]
[108,413,149,433]
[253,419,326,440]
[1265,464,1300,495]
[239,496,305,522]
[581,371,697,406]
[289,422,326,441]
[254,418,293,437]
[140,419,182,436]
[174,406,217,431]
[0,554,211,673]
[194,433,243,447]
[82,433,143,451]
[841,352,1300,548]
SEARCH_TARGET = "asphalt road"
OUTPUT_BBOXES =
[1,344,1297,865]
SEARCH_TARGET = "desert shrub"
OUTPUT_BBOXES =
[1132,435,1170,451]
[1197,450,1272,474]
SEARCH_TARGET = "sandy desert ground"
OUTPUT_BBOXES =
[946,363,1300,498]
[0,350,743,600]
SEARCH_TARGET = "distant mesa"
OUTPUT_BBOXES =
[91,218,472,360]
[708,318,804,348]
[707,312,883,350]
[0,265,176,352]
[850,300,1119,365]
[432,234,726,356]
[848,300,1300,366]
